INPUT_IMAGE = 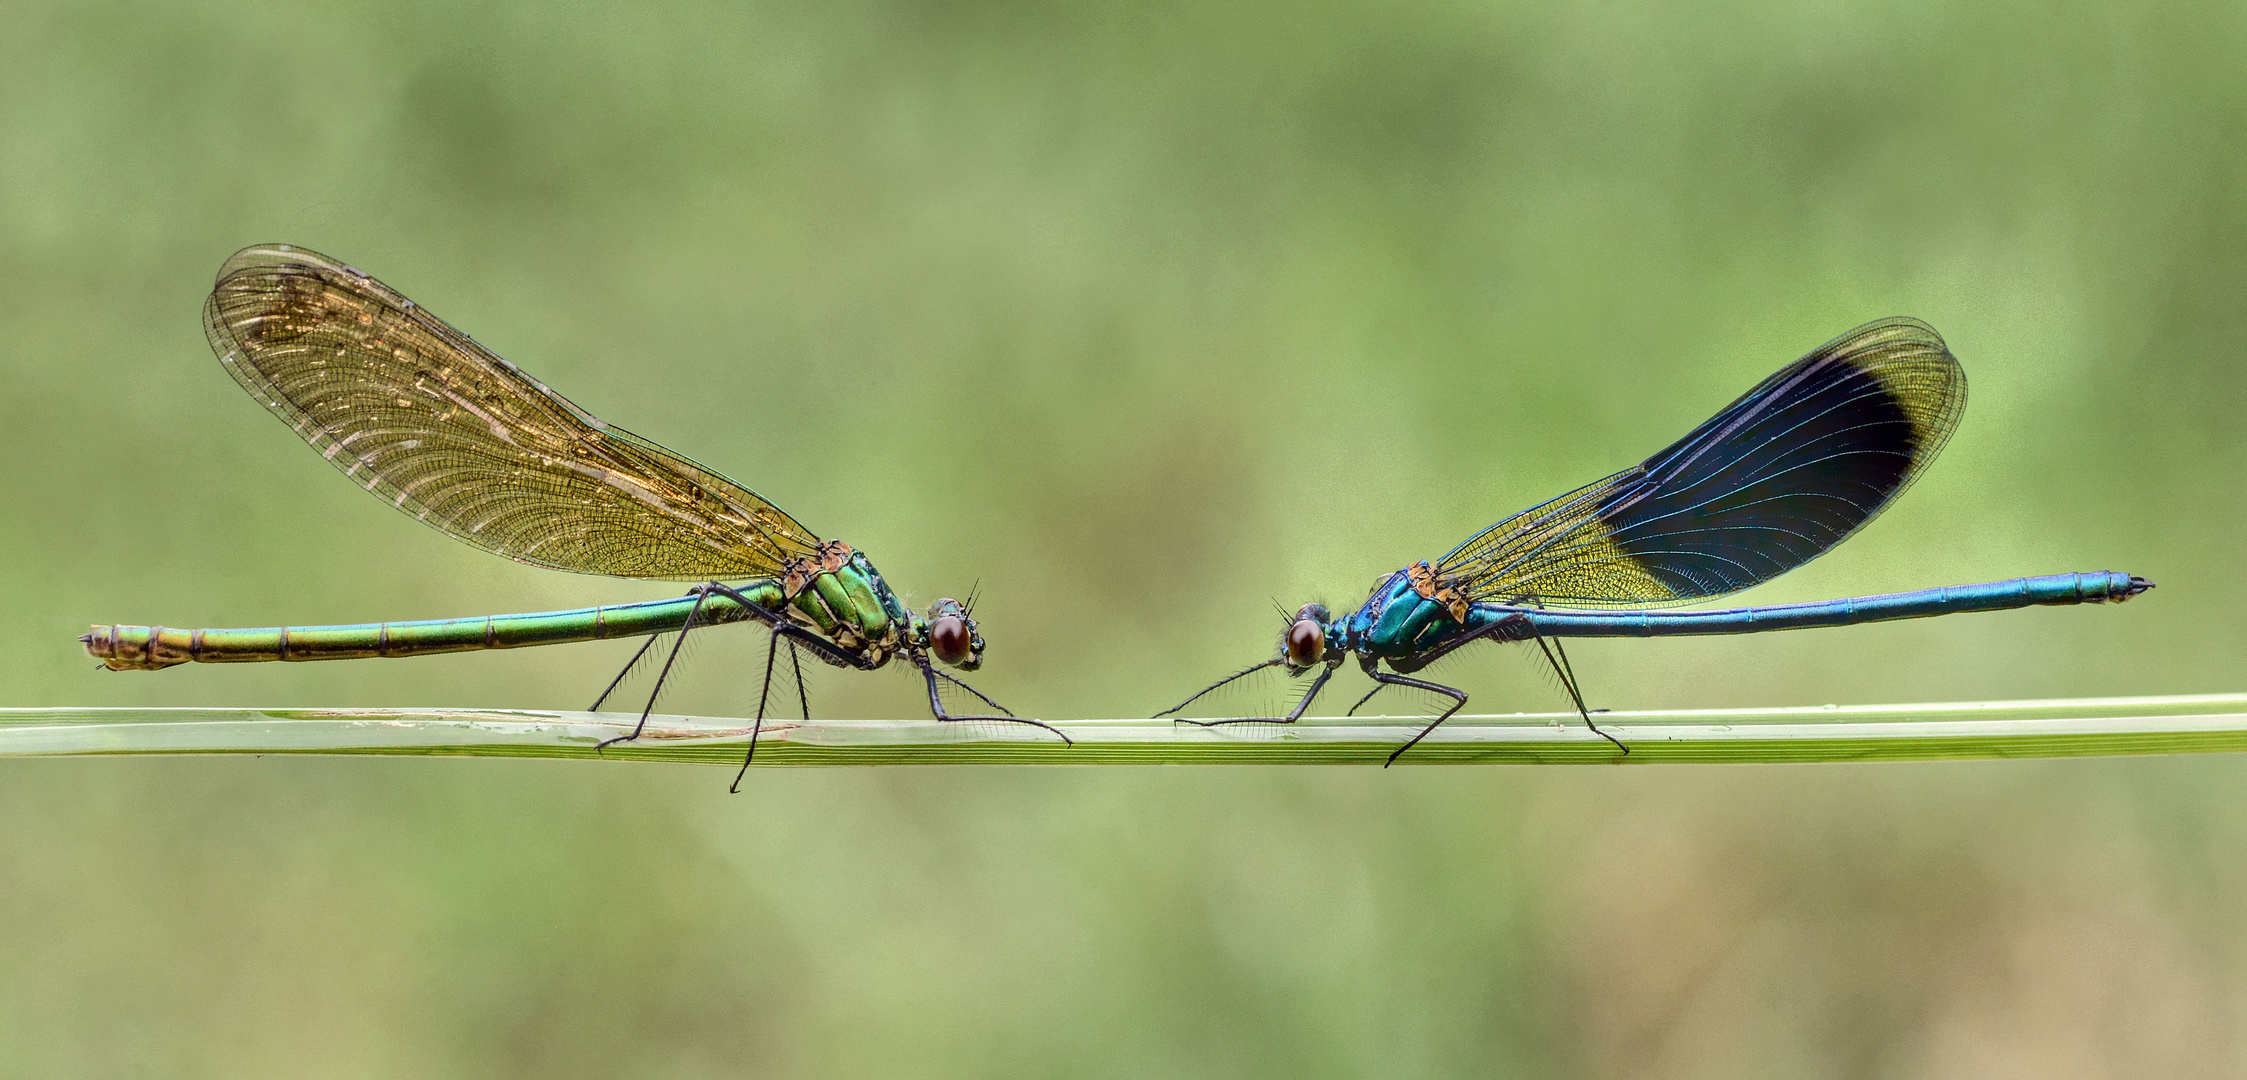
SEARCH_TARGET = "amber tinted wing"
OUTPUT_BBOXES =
[1437,318,1965,606]
[203,244,822,580]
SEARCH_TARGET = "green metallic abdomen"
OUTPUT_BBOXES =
[84,582,787,670]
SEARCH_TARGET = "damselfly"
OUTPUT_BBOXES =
[1158,319,2151,763]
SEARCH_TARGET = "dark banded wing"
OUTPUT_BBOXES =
[1437,318,1965,607]
[203,244,823,581]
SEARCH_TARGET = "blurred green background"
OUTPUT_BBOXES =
[4,0,2245,1075]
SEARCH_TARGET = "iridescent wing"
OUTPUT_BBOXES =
[1437,317,1965,607]
[203,244,823,581]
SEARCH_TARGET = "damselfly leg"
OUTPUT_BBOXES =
[1157,657,1342,727]
[730,631,813,792]
[919,662,1073,745]
[595,581,853,752]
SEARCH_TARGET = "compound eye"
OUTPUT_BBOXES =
[930,614,973,666]
[1286,618,1325,667]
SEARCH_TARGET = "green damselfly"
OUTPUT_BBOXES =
[84,245,1066,785]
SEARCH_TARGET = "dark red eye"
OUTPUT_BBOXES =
[930,615,972,666]
[1287,619,1325,667]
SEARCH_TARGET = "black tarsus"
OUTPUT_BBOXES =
[1378,672,1471,766]
[1517,599,1627,754]
[931,667,1017,718]
[1528,634,1626,753]
[731,631,782,792]
[1155,657,1289,719]
[731,634,814,793]
[1172,659,1340,728]
[918,657,1072,745]
[597,585,713,752]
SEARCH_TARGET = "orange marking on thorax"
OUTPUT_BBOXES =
[1407,560,1473,622]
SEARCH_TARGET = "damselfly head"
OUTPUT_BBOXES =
[926,598,984,670]
[1285,603,1332,669]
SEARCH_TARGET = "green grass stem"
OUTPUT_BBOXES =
[3,694,2245,766]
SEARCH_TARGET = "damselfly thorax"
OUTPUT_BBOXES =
[775,540,981,671]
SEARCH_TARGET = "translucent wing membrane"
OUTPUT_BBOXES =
[1439,317,1965,607]
[204,245,823,580]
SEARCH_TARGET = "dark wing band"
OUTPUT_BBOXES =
[204,244,823,580]
[1438,317,1965,607]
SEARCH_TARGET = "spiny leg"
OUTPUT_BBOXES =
[597,586,712,752]
[730,637,818,794]
[592,580,842,715]
[920,659,1073,745]
[1175,660,1339,728]
[1378,671,1471,766]
[730,628,783,793]
[1155,658,1286,719]
[589,634,663,712]
[787,637,810,718]
[1343,617,1517,720]
[931,667,1016,718]
[1527,628,1626,754]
